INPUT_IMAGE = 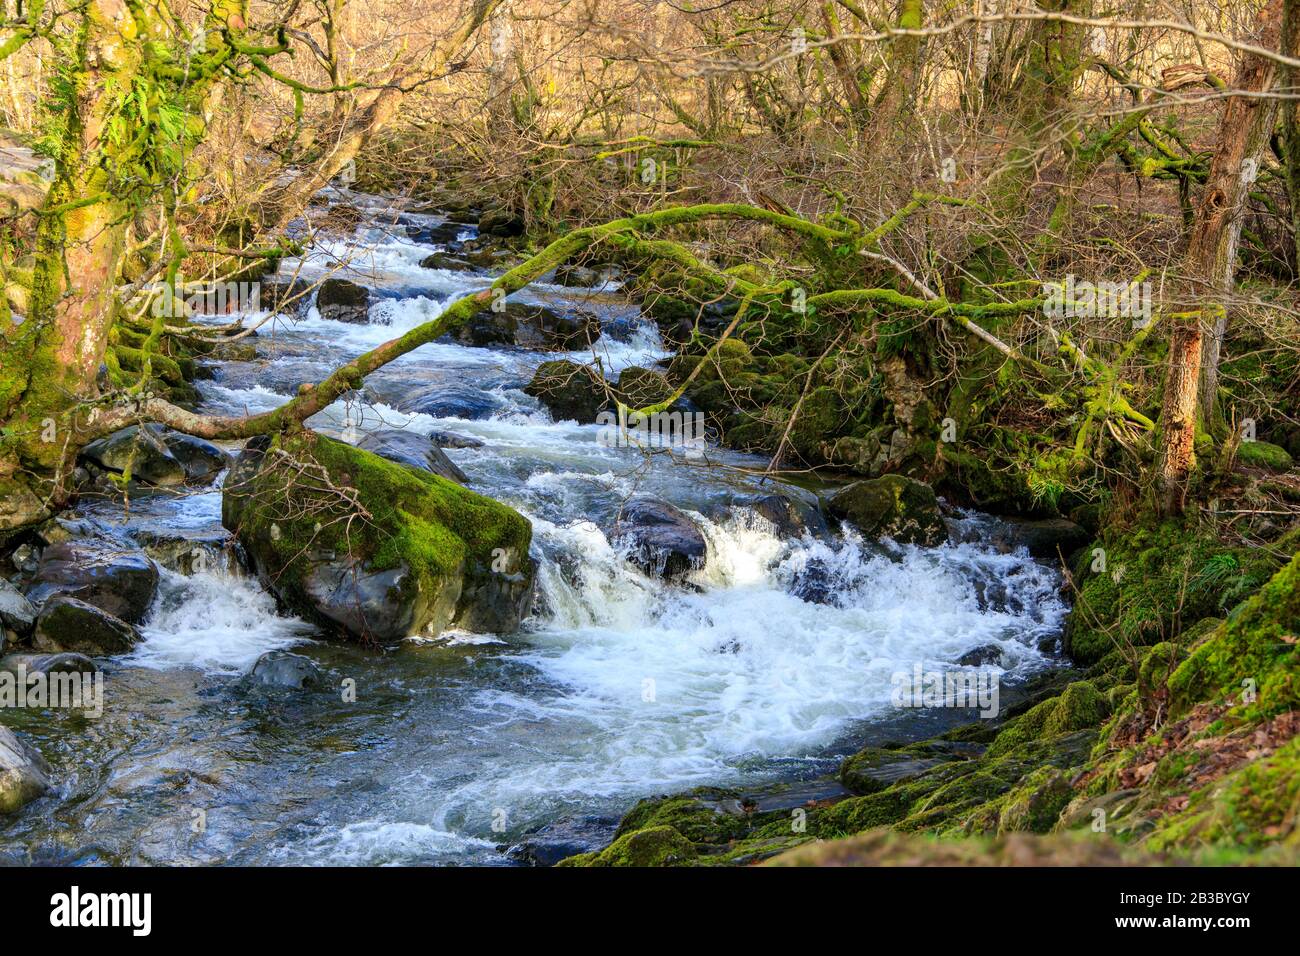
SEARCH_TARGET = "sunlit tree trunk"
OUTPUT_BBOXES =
[0,0,141,530]
[1195,0,1284,429]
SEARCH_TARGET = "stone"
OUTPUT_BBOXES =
[839,747,955,796]
[453,302,601,351]
[419,252,476,272]
[428,429,485,449]
[991,517,1090,561]
[0,725,51,814]
[357,429,468,485]
[826,475,947,546]
[33,595,140,656]
[79,425,228,486]
[523,360,609,423]
[477,207,525,238]
[0,652,98,676]
[0,578,36,633]
[315,277,371,323]
[26,539,159,624]
[611,497,708,579]
[222,431,535,644]
[249,651,322,690]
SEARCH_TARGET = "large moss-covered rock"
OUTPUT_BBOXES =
[32,595,140,655]
[80,425,228,486]
[1236,439,1293,472]
[826,475,947,545]
[222,430,534,644]
[0,725,51,814]
[557,825,698,867]
[524,360,609,423]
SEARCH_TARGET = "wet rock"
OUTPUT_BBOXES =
[990,517,1090,561]
[428,429,484,449]
[9,543,39,574]
[510,815,616,867]
[0,478,51,535]
[523,360,608,423]
[80,425,185,486]
[222,431,535,644]
[0,725,51,814]
[748,494,827,540]
[79,425,228,485]
[839,747,956,796]
[956,644,1006,667]
[0,652,98,676]
[419,251,476,272]
[315,277,371,323]
[788,558,836,605]
[477,207,525,238]
[611,497,707,579]
[356,429,468,485]
[827,475,947,546]
[160,430,229,482]
[26,539,159,624]
[0,578,36,633]
[33,595,140,655]
[249,651,322,690]
[399,383,506,421]
[553,264,602,287]
[258,277,313,316]
[453,302,601,351]
[615,366,674,408]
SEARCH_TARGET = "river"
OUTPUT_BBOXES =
[0,189,1068,865]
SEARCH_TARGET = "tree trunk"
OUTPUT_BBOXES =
[0,0,141,531]
[1194,0,1284,428]
[1154,316,1203,517]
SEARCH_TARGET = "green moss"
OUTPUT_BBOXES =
[1146,737,1300,852]
[558,825,698,867]
[614,790,749,845]
[988,682,1109,757]
[1064,521,1275,665]
[1236,439,1293,472]
[996,768,1074,834]
[1166,554,1300,720]
[222,430,533,639]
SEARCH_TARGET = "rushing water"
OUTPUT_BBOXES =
[0,190,1069,865]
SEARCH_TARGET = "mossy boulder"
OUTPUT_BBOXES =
[996,768,1074,834]
[826,475,947,546]
[614,790,749,845]
[1236,439,1293,472]
[524,360,609,423]
[32,595,140,656]
[0,725,51,814]
[222,430,535,644]
[558,825,698,867]
[987,682,1110,757]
